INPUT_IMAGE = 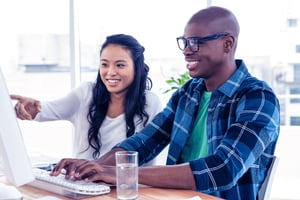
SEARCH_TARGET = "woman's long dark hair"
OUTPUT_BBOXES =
[87,34,153,159]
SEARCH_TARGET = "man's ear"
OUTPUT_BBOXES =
[223,36,234,53]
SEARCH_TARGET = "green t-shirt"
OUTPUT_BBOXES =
[180,91,211,162]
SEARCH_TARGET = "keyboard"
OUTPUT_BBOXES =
[32,168,111,196]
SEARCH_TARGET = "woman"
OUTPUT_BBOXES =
[11,34,163,162]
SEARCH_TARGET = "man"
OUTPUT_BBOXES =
[52,6,280,199]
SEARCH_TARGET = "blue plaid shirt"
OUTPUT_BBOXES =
[116,60,280,200]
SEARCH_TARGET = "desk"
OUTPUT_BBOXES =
[1,176,222,200]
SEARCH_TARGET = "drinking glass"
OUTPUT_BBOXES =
[115,151,138,200]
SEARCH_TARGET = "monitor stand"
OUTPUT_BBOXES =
[0,183,22,200]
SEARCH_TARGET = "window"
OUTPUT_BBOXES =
[0,0,72,159]
[287,18,298,28]
[294,64,300,81]
[291,116,300,125]
[296,45,300,53]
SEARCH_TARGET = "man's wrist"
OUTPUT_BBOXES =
[96,148,124,165]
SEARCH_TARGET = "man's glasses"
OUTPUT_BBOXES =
[176,32,229,52]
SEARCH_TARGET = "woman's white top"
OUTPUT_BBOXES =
[34,82,163,161]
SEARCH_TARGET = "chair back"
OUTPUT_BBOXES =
[257,156,279,200]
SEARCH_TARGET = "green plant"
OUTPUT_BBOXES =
[163,71,190,94]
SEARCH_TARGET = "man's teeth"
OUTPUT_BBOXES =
[188,61,198,65]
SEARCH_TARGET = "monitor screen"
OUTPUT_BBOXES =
[0,68,35,186]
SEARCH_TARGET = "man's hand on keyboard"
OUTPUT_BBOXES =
[50,158,88,180]
[50,158,116,184]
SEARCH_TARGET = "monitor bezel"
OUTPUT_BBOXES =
[0,67,35,186]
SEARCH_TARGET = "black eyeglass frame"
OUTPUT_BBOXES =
[176,32,229,52]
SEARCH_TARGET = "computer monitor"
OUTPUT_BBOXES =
[0,67,35,186]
